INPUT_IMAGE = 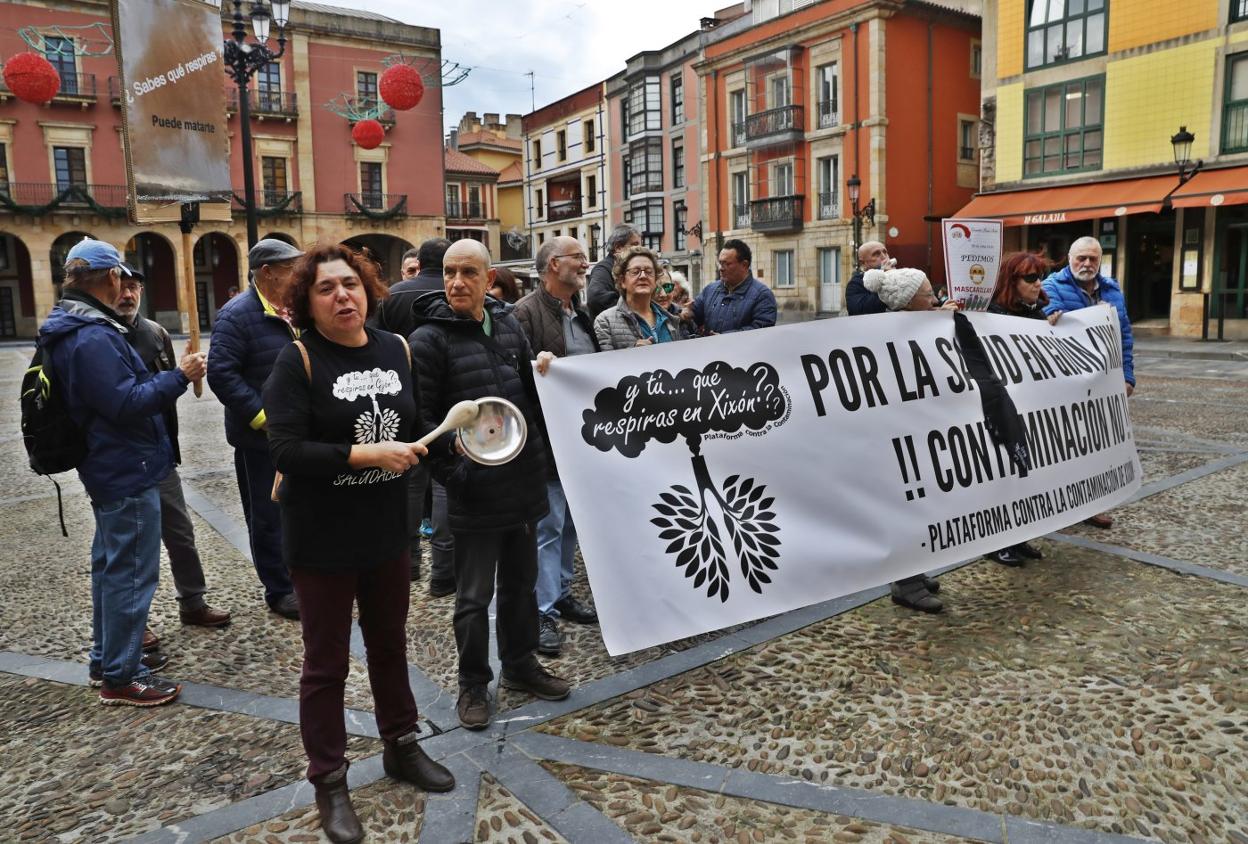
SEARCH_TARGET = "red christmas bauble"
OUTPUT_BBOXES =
[379,63,424,111]
[3,52,61,104]
[352,119,385,150]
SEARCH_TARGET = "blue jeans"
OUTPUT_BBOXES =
[535,480,576,617]
[88,485,162,685]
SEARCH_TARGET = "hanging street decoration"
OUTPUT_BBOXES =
[18,22,115,56]
[3,52,61,104]
[352,119,385,150]
[324,91,390,123]
[379,62,424,111]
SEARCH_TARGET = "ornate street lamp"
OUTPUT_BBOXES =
[1171,126,1202,187]
[847,174,876,259]
[224,0,290,248]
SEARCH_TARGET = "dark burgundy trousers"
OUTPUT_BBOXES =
[290,552,418,782]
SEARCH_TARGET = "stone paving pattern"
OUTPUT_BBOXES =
[1,347,1246,843]
[543,762,983,843]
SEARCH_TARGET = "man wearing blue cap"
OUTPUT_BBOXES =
[39,238,205,706]
[207,238,303,619]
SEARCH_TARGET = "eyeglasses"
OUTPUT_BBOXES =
[1016,273,1042,283]
[626,267,656,279]
[554,253,588,263]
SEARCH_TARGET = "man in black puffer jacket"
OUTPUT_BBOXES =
[409,239,572,731]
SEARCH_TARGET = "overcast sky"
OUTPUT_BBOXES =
[345,0,714,132]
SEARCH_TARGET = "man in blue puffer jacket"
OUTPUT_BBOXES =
[207,238,303,619]
[1042,235,1134,529]
[40,239,204,706]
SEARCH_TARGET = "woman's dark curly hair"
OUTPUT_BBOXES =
[285,242,389,330]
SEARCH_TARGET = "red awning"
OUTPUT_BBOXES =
[1170,165,1248,208]
[954,174,1179,225]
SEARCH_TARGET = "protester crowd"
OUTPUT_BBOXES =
[29,223,1133,842]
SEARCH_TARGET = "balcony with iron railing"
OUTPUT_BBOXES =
[345,192,406,215]
[745,104,804,148]
[108,76,124,107]
[816,100,838,130]
[731,121,747,148]
[1223,100,1248,154]
[0,182,130,218]
[252,89,298,118]
[51,72,98,105]
[750,194,804,233]
[817,191,839,220]
[232,190,303,215]
[548,197,584,222]
[446,200,485,220]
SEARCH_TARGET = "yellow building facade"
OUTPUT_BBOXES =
[969,0,1248,337]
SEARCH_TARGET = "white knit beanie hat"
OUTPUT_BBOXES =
[863,267,928,310]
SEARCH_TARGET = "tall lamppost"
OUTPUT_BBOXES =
[847,173,876,261]
[224,0,290,249]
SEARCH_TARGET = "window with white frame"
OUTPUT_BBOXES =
[732,171,750,227]
[817,155,839,219]
[774,250,795,287]
[627,77,662,138]
[770,75,791,109]
[628,138,663,194]
[818,247,841,311]
[671,73,684,124]
[730,89,747,146]
[772,161,794,197]
[816,63,838,128]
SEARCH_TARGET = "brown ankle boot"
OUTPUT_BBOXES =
[314,765,363,843]
[383,732,455,792]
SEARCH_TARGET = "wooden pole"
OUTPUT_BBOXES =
[179,203,203,397]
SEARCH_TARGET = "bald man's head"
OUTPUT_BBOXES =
[858,240,889,269]
[443,238,495,320]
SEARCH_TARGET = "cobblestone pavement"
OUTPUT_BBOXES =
[1,344,1245,844]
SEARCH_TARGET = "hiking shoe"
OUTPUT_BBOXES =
[429,579,456,599]
[554,595,598,625]
[538,615,562,657]
[501,660,571,701]
[270,592,300,620]
[90,651,170,687]
[457,685,490,730]
[142,627,159,652]
[1014,541,1043,560]
[419,518,434,538]
[99,674,181,707]
[180,605,231,627]
[923,576,941,594]
[986,548,1026,567]
[889,579,944,614]
[1084,513,1113,529]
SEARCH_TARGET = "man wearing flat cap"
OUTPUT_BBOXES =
[207,238,303,620]
[39,238,204,706]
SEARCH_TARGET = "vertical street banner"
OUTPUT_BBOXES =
[534,308,1141,655]
[112,0,232,221]
[943,218,1004,310]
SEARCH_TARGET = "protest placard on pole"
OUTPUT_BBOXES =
[942,218,1003,311]
[534,308,1140,655]
[112,0,232,393]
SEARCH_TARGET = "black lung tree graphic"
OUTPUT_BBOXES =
[582,361,789,602]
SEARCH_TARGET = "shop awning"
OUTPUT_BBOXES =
[1170,165,1248,208]
[954,174,1179,225]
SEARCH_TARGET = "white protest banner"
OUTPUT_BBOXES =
[534,307,1140,656]
[943,218,1003,310]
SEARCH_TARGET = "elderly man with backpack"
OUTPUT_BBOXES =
[32,239,204,707]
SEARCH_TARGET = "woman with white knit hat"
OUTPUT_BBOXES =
[861,266,959,613]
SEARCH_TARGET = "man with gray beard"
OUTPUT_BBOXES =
[116,266,231,629]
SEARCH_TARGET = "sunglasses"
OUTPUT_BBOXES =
[661,283,674,292]
[1017,273,1042,283]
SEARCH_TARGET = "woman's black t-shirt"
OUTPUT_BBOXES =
[263,327,417,571]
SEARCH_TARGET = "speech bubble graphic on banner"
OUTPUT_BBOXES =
[582,361,788,458]
[582,361,789,602]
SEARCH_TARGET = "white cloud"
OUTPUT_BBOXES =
[343,0,710,130]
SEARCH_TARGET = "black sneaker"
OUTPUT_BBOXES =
[89,651,170,688]
[986,548,1025,567]
[889,579,944,613]
[456,685,490,730]
[428,579,456,599]
[553,595,598,625]
[270,592,300,620]
[1014,541,1043,560]
[99,674,181,707]
[500,660,571,701]
[538,615,562,657]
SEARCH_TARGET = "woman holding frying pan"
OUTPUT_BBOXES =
[264,243,454,844]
